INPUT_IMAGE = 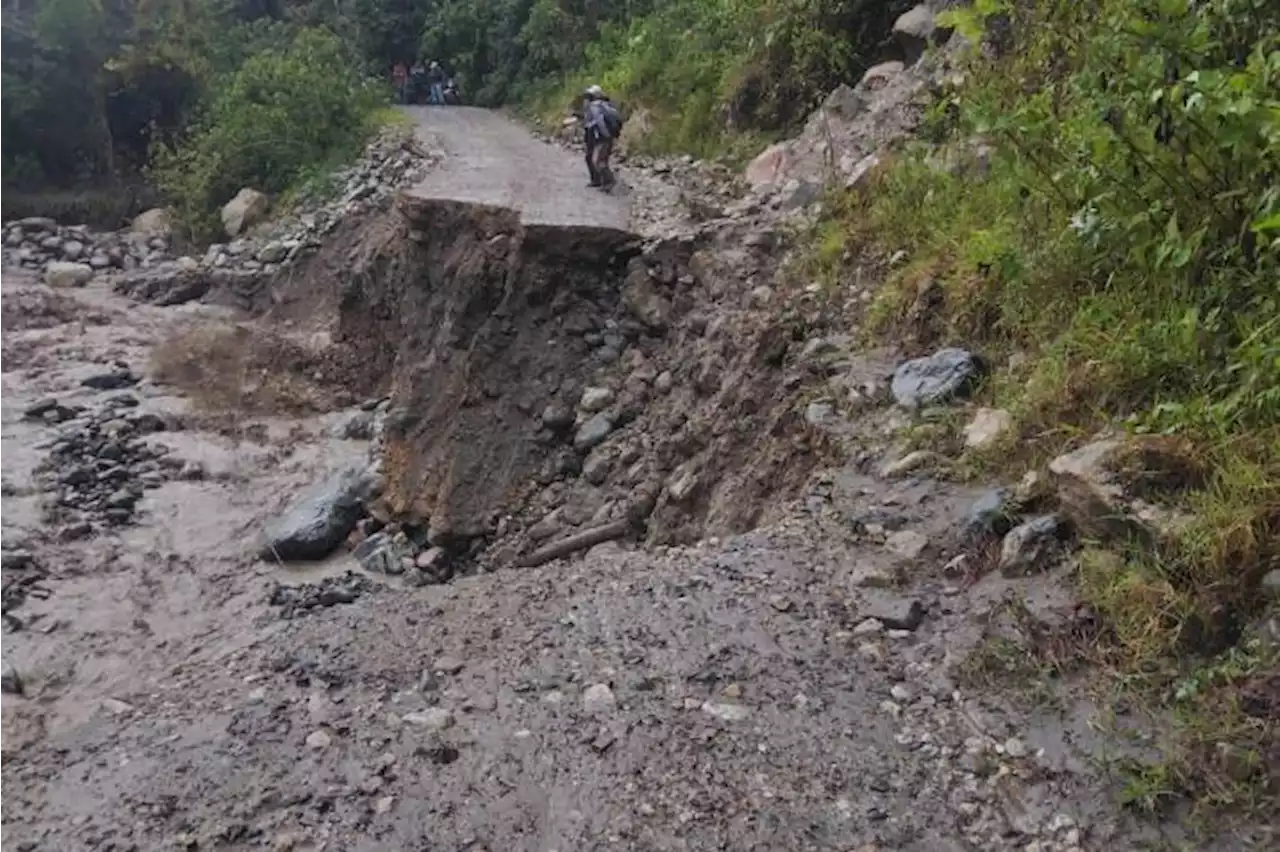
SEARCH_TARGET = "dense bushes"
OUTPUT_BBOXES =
[810,0,1278,809]
[150,27,385,239]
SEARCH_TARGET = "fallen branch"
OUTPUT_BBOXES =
[516,519,632,568]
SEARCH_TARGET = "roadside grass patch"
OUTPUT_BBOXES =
[807,0,1280,818]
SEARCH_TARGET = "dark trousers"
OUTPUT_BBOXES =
[585,129,614,187]
[585,132,600,185]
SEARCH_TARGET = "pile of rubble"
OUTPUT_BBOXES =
[25,368,199,538]
[1,127,439,309]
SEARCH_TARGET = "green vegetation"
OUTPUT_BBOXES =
[150,27,385,239]
[807,0,1278,815]
[2,1,410,232]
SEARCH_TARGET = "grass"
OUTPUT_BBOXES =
[801,0,1280,823]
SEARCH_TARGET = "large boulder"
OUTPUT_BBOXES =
[130,208,172,237]
[45,261,94,288]
[893,5,952,64]
[1049,437,1198,549]
[744,142,793,191]
[260,466,380,561]
[220,188,270,238]
[890,348,981,408]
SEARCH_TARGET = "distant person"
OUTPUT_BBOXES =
[582,85,622,191]
[427,61,446,106]
[409,61,426,104]
[392,62,408,104]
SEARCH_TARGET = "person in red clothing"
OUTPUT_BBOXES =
[392,62,409,104]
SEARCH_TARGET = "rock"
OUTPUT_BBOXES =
[964,407,1013,450]
[375,796,396,815]
[130,208,172,237]
[805,401,836,427]
[330,409,376,440]
[890,348,981,408]
[880,449,941,479]
[415,547,446,571]
[61,239,85,260]
[582,450,612,486]
[654,370,674,394]
[582,683,617,714]
[857,591,925,631]
[776,177,822,210]
[1003,737,1028,759]
[82,370,138,390]
[999,514,1066,576]
[261,466,377,561]
[0,660,22,695]
[541,402,575,430]
[573,413,614,452]
[1262,569,1280,601]
[579,386,614,413]
[433,655,464,675]
[859,60,905,91]
[23,398,77,422]
[666,465,700,503]
[965,488,1011,537]
[45,261,94,288]
[885,529,929,560]
[353,531,410,575]
[221,188,270,238]
[305,729,332,749]
[89,253,111,269]
[621,266,671,331]
[257,241,287,263]
[852,618,884,637]
[745,141,792,190]
[701,701,751,722]
[893,4,949,63]
[1048,437,1197,548]
[528,512,564,542]
[402,708,454,731]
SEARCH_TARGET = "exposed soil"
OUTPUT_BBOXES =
[3,109,1271,852]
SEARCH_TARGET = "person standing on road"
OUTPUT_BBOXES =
[409,61,426,104]
[392,62,409,104]
[582,85,622,191]
[427,61,446,106]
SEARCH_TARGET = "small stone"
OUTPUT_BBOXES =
[722,683,743,699]
[881,450,940,479]
[701,701,750,722]
[579,386,614,413]
[0,660,22,695]
[890,684,913,702]
[574,413,614,451]
[1003,736,1028,758]
[375,795,395,814]
[102,698,134,715]
[1262,569,1280,601]
[964,407,1013,450]
[45,261,94,288]
[402,707,454,731]
[654,371,674,394]
[306,729,332,749]
[998,514,1065,576]
[852,618,884,636]
[582,450,612,485]
[884,529,929,560]
[433,655,464,675]
[666,466,700,502]
[805,401,836,427]
[582,683,616,714]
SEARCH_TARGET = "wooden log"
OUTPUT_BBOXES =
[516,519,631,568]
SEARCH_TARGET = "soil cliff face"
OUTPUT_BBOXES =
[333,195,640,544]
[284,189,834,563]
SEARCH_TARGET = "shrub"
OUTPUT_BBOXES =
[150,26,386,240]
[810,0,1279,814]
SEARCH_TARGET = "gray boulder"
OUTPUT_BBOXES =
[998,514,1067,576]
[261,466,378,561]
[893,5,951,63]
[45,261,94,288]
[891,348,981,408]
[574,413,615,451]
[221,188,269,238]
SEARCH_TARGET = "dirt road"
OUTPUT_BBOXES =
[0,116,1253,852]
[405,107,631,231]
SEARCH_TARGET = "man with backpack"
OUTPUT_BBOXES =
[582,84,623,191]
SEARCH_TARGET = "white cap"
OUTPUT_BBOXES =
[585,84,605,98]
